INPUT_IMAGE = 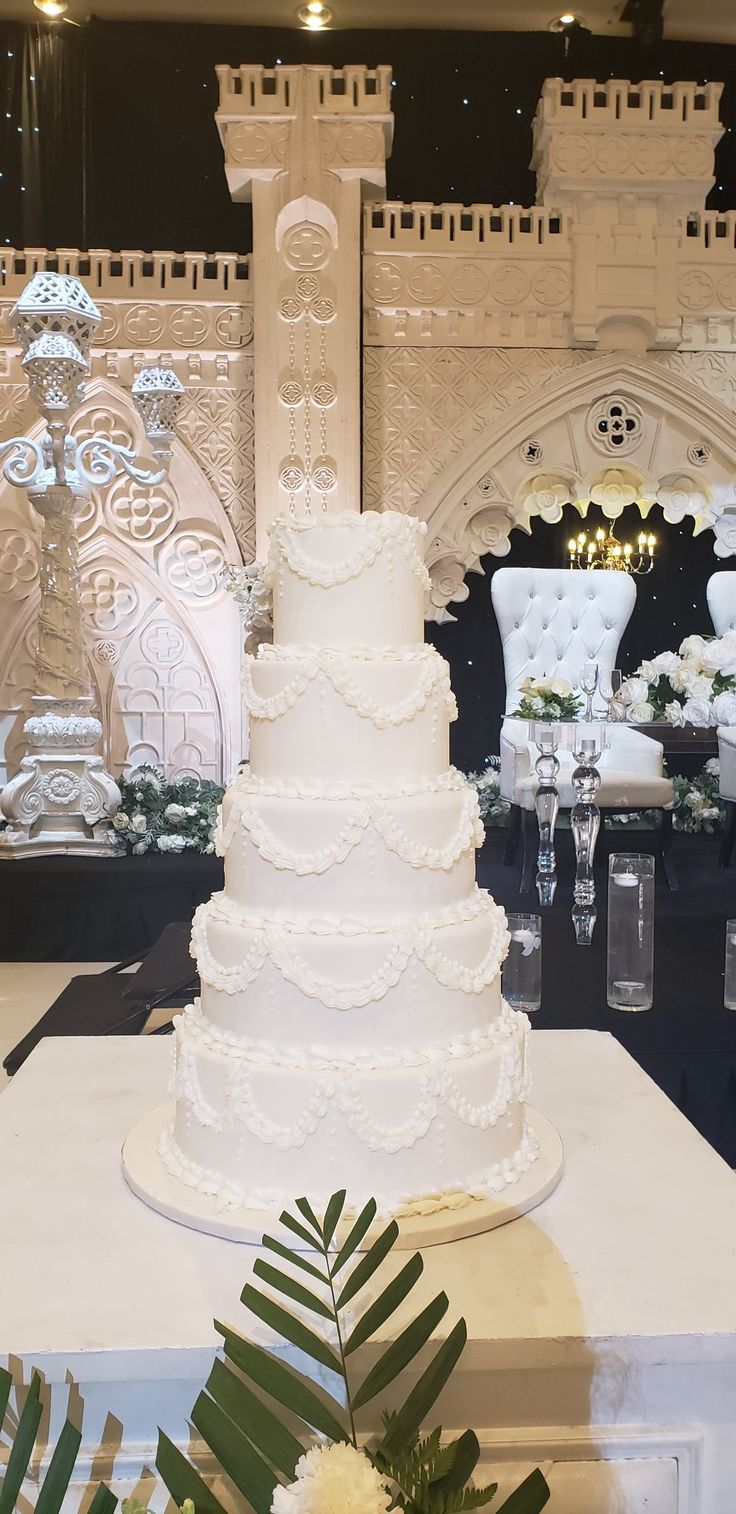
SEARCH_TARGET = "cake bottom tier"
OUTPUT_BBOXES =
[160,1004,537,1217]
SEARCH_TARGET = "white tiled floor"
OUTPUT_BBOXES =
[0,962,183,1090]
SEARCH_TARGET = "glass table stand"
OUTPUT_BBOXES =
[527,720,608,944]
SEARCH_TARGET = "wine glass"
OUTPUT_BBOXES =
[600,668,624,722]
[580,660,599,721]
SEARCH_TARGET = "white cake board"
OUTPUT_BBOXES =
[121,1102,563,1249]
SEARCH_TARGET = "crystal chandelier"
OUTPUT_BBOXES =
[567,522,655,575]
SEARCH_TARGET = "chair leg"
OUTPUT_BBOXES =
[503,803,522,866]
[660,808,678,892]
[519,810,535,895]
[720,800,736,868]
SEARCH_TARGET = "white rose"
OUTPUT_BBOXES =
[664,700,687,726]
[672,663,713,697]
[701,636,736,675]
[112,811,129,831]
[621,676,649,706]
[132,840,149,855]
[164,803,186,824]
[705,756,720,777]
[627,700,655,723]
[548,677,572,697]
[130,814,147,834]
[651,651,681,676]
[682,697,715,727]
[157,833,187,853]
[712,690,736,726]
[679,634,707,661]
[638,660,657,684]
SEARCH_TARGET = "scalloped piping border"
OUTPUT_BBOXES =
[264,511,430,594]
[243,648,457,728]
[157,1119,540,1219]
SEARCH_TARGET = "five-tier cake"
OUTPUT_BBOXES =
[125,510,560,1239]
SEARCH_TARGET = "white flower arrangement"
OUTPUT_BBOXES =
[465,758,511,828]
[615,633,736,727]
[271,1443,393,1514]
[512,675,583,722]
[111,765,223,855]
[225,559,273,654]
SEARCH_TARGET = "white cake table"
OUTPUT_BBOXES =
[2,1029,735,1513]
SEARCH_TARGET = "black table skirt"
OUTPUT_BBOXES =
[0,853,223,961]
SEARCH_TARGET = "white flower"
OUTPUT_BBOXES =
[511,928,541,956]
[702,634,736,676]
[204,842,215,854]
[112,811,130,831]
[132,840,149,855]
[271,1443,392,1514]
[664,700,687,726]
[705,757,721,777]
[157,833,188,853]
[712,690,736,726]
[670,662,713,697]
[621,676,649,706]
[185,804,199,817]
[638,660,657,684]
[547,676,572,698]
[164,803,187,824]
[679,634,707,661]
[651,650,681,676]
[130,814,148,834]
[627,700,655,722]
[681,697,715,727]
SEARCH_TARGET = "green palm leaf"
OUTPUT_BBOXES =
[352,1293,449,1411]
[252,1259,332,1320]
[294,1197,323,1237]
[336,1219,399,1308]
[496,1468,550,1512]
[0,1369,12,1432]
[156,1429,228,1514]
[216,1322,347,1442]
[205,1357,302,1481]
[191,1392,277,1514]
[86,1484,118,1514]
[382,1319,467,1451]
[322,1189,346,1248]
[34,1421,82,1514]
[262,1235,329,1285]
[241,1285,342,1374]
[330,1198,377,1274]
[0,1374,43,1514]
[344,1252,423,1355]
[279,1211,323,1250]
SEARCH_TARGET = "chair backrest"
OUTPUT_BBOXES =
[491,567,636,714]
[707,572,736,636]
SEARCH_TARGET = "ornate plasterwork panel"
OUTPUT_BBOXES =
[366,349,736,620]
[363,347,589,516]
[177,376,255,559]
[0,379,245,786]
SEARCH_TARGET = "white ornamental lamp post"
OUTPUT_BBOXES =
[0,272,184,857]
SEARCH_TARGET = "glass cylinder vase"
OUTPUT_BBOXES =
[503,913,542,1013]
[607,854,655,1012]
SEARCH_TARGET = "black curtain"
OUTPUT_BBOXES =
[2,19,736,252]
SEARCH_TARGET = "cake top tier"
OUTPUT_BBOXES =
[263,510,430,650]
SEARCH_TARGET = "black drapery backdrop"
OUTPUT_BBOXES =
[1,18,736,765]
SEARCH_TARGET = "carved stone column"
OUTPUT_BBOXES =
[216,63,393,555]
[0,485,122,856]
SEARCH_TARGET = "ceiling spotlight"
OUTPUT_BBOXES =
[549,11,587,29]
[297,1,333,23]
[33,0,68,14]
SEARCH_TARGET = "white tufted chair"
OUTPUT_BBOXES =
[707,573,736,637]
[491,567,676,889]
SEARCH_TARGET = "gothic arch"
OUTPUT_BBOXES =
[413,353,736,621]
[0,377,244,783]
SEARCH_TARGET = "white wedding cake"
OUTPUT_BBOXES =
[155,510,544,1223]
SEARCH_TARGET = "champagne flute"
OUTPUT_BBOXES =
[580,660,599,721]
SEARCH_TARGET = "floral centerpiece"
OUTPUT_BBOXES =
[225,559,273,654]
[112,765,224,855]
[465,758,511,829]
[616,633,736,727]
[512,676,583,722]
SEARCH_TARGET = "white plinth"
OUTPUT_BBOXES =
[3,1031,736,1512]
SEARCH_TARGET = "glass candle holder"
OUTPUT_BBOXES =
[503,913,542,1013]
[607,854,655,1012]
[724,920,736,1011]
